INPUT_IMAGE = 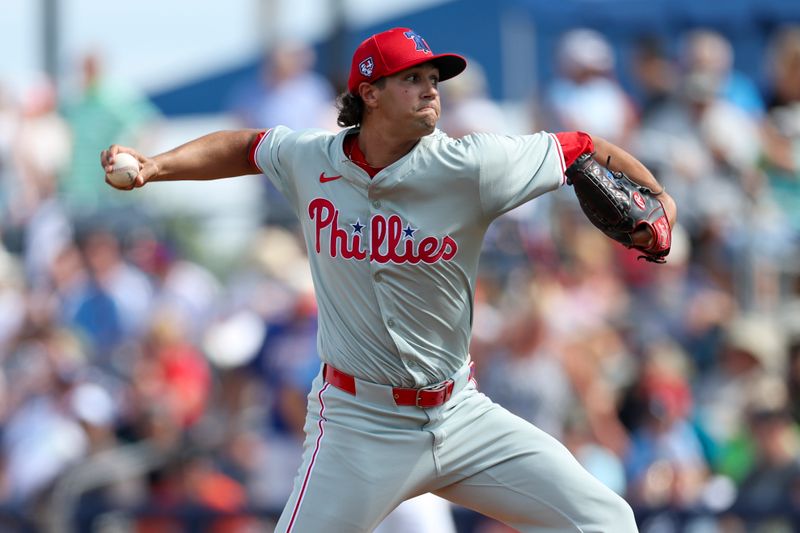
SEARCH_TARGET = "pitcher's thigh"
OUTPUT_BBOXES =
[274,383,432,533]
[274,449,397,533]
[436,413,636,532]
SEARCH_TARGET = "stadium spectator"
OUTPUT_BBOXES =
[545,29,638,147]
[61,54,159,214]
[680,29,764,118]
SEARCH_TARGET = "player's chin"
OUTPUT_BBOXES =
[413,122,437,137]
[415,112,439,132]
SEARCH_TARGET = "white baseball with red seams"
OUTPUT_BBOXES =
[107,152,140,187]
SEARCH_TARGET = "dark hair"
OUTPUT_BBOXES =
[335,78,386,127]
[336,92,364,128]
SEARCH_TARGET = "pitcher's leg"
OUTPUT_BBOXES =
[434,392,636,532]
[435,456,636,533]
[274,380,435,533]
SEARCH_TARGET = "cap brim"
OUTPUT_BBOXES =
[381,53,467,83]
[429,54,467,82]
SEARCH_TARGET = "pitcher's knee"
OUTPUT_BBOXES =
[593,492,637,533]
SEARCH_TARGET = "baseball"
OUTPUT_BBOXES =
[107,152,140,187]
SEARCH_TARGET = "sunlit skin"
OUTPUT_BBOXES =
[356,63,441,168]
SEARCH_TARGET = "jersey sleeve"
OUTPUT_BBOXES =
[249,125,299,207]
[472,131,578,218]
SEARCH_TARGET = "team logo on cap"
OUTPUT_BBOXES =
[359,57,374,77]
[404,31,431,54]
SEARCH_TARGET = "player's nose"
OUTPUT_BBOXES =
[421,82,438,99]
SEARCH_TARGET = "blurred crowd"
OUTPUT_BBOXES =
[0,24,799,533]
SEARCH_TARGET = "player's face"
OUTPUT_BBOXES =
[377,64,441,136]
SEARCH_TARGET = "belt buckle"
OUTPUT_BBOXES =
[415,379,454,408]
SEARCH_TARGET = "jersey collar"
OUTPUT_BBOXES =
[332,126,436,186]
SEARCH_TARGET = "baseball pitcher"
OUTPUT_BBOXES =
[101,27,676,532]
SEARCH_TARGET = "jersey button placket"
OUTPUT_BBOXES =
[372,200,381,209]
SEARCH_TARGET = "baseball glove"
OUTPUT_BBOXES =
[566,153,671,263]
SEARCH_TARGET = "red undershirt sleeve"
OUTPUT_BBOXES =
[554,131,594,168]
[247,129,271,173]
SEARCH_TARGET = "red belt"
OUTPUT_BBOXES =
[323,364,459,408]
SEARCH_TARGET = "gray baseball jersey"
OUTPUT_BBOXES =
[252,126,637,532]
[253,126,566,387]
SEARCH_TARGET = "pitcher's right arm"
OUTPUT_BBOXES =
[101,129,263,189]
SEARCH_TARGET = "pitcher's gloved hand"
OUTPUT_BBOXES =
[566,153,671,263]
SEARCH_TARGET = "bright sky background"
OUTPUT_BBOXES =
[1,0,451,99]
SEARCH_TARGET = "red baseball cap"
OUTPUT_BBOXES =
[348,28,467,94]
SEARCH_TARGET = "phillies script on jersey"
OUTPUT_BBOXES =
[308,198,458,264]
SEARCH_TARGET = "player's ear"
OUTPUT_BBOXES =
[359,82,380,109]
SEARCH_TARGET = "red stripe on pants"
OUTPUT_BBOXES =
[286,382,331,532]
